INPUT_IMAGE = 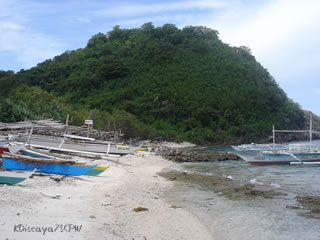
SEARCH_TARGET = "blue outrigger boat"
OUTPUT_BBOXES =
[17,149,109,176]
[1,158,97,176]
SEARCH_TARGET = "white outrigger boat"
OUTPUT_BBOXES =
[17,134,139,156]
[242,144,320,165]
[0,135,24,153]
[231,143,288,157]
[0,142,25,154]
[234,118,320,165]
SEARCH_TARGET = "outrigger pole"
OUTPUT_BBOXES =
[272,117,313,145]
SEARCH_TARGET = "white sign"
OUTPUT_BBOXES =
[85,120,93,125]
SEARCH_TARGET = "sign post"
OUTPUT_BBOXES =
[85,120,93,138]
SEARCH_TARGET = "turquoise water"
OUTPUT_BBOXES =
[193,145,234,152]
[163,146,320,240]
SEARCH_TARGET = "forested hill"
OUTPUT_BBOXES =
[0,23,305,144]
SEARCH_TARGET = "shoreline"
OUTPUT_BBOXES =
[0,151,214,240]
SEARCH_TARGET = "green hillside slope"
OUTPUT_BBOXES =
[0,23,305,143]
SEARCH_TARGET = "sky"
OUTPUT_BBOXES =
[0,0,319,115]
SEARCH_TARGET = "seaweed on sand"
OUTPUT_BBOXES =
[159,170,283,200]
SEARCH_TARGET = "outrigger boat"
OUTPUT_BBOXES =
[0,168,34,185]
[234,118,320,165]
[1,152,97,176]
[0,142,24,154]
[17,149,110,176]
[18,134,138,156]
[76,164,110,176]
[241,144,320,165]
[231,143,288,158]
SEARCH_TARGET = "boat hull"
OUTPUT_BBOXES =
[18,149,53,159]
[20,135,136,155]
[18,149,108,176]
[238,152,320,165]
[0,142,25,154]
[1,158,97,176]
[0,170,33,184]
[77,165,110,176]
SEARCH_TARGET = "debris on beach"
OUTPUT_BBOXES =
[40,192,62,199]
[133,207,149,212]
[50,175,67,182]
[170,205,182,209]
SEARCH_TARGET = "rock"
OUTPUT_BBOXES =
[159,170,283,200]
[156,147,240,162]
[170,205,182,209]
[295,195,320,218]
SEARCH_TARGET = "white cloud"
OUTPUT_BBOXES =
[192,0,320,92]
[0,21,23,30]
[77,17,91,23]
[0,24,63,69]
[0,1,64,70]
[209,0,320,57]
[113,13,207,28]
[96,0,235,17]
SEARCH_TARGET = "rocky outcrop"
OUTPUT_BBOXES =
[159,170,283,199]
[156,147,240,162]
[287,195,320,219]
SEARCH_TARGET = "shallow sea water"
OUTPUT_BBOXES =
[162,153,320,240]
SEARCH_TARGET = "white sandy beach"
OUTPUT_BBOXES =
[0,150,213,240]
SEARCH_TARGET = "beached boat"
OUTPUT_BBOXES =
[17,149,109,176]
[1,157,97,176]
[0,142,25,154]
[77,164,110,176]
[19,134,138,156]
[0,169,34,184]
[18,148,69,161]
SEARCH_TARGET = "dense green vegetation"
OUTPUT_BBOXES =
[0,23,305,143]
